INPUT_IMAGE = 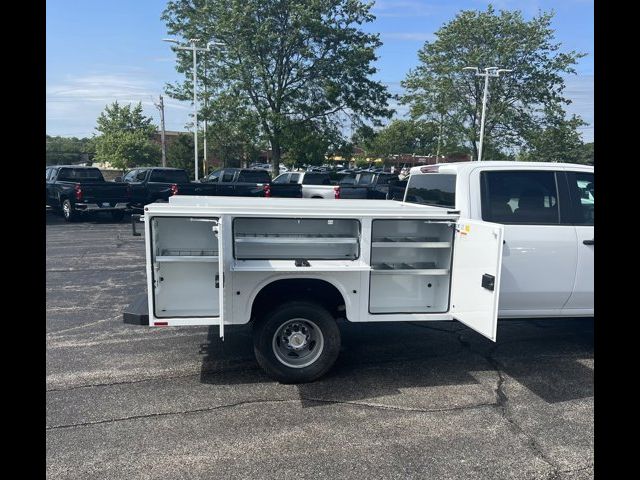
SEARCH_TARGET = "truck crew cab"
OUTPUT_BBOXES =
[406,161,594,318]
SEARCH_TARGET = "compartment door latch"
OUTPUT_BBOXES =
[481,274,495,291]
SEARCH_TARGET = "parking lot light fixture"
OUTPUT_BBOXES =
[163,38,213,180]
[462,66,513,161]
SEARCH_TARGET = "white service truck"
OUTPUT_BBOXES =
[124,196,505,383]
[123,161,593,383]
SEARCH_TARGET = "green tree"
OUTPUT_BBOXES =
[202,91,264,169]
[166,133,197,178]
[93,102,160,170]
[162,0,393,177]
[401,5,586,160]
[46,135,95,165]
[281,120,342,167]
[518,115,588,163]
[367,120,439,158]
[579,142,594,165]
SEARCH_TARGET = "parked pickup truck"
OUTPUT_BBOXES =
[338,172,407,200]
[46,165,130,222]
[118,167,219,210]
[406,161,594,318]
[272,171,340,199]
[199,168,302,198]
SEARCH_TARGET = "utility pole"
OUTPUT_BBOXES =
[462,66,513,161]
[154,95,167,167]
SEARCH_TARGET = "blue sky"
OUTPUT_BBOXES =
[46,0,593,142]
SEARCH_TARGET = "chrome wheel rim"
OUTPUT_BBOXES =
[63,202,70,218]
[272,318,324,369]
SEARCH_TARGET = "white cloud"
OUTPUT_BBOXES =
[46,71,192,137]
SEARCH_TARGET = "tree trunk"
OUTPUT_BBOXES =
[270,138,281,178]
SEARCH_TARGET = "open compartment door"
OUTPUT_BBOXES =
[213,219,225,339]
[450,219,504,341]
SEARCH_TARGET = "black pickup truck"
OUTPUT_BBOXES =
[338,172,407,200]
[118,167,219,210]
[199,168,302,198]
[46,166,130,222]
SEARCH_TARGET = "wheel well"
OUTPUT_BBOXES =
[251,279,346,322]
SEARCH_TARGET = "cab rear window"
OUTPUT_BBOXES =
[404,174,456,208]
[57,168,105,182]
[238,170,271,183]
[150,170,189,183]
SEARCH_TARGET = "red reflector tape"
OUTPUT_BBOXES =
[154,322,168,326]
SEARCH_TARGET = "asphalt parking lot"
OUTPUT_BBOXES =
[46,211,593,480]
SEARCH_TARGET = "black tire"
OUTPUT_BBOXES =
[61,199,78,222]
[253,301,341,384]
[110,210,125,222]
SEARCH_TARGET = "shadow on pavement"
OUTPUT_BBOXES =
[198,318,593,405]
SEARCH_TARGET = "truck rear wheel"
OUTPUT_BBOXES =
[253,301,341,383]
[62,199,78,222]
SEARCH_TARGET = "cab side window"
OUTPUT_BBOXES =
[567,172,594,225]
[123,170,137,183]
[135,170,148,182]
[272,174,289,184]
[481,171,560,224]
[221,171,235,182]
[207,171,221,183]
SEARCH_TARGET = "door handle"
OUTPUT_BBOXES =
[583,239,594,245]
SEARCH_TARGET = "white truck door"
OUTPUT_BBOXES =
[451,219,504,341]
[562,171,594,312]
[471,168,577,315]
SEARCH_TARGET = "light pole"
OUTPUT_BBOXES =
[163,38,221,180]
[202,41,225,177]
[462,66,513,161]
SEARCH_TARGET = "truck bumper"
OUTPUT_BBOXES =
[123,294,149,325]
[75,202,129,212]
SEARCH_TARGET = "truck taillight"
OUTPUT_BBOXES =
[170,184,178,196]
[334,185,341,199]
[420,166,439,173]
[263,184,271,198]
[74,184,83,201]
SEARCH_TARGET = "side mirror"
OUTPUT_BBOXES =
[113,176,123,182]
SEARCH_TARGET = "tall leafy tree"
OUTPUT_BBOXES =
[401,6,586,159]
[368,120,440,158]
[93,102,160,170]
[518,115,588,163]
[167,133,197,178]
[201,91,264,169]
[162,0,392,177]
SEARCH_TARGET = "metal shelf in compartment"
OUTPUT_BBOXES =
[234,232,358,245]
[371,261,449,275]
[156,249,219,263]
[371,236,451,248]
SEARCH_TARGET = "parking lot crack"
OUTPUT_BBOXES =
[299,396,497,414]
[46,398,294,430]
[481,342,561,477]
